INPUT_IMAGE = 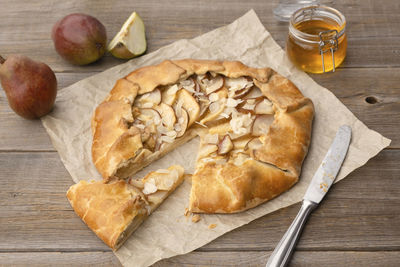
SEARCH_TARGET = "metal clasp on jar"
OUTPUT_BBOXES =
[319,30,339,73]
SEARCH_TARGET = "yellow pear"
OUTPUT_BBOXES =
[108,12,147,59]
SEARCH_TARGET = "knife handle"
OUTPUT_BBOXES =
[266,199,317,267]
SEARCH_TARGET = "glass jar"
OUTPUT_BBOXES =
[286,5,347,73]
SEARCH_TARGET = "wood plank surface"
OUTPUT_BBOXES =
[156,251,400,267]
[0,0,399,72]
[0,0,399,266]
[0,150,398,253]
[1,251,399,267]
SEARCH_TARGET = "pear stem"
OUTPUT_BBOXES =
[0,55,5,64]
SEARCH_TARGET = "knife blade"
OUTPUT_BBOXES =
[304,124,352,204]
[266,125,352,267]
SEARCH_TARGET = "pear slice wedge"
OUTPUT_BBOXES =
[108,12,146,59]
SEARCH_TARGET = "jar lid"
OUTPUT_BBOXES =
[289,5,346,44]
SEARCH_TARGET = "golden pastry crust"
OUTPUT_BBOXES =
[67,165,185,250]
[92,59,314,213]
[67,179,146,250]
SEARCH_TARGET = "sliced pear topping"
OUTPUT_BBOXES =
[197,144,218,159]
[251,115,274,136]
[174,106,189,138]
[199,75,224,95]
[225,77,253,93]
[217,135,233,155]
[162,84,179,106]
[155,103,176,130]
[137,108,161,124]
[244,86,263,99]
[108,12,147,59]
[200,87,228,124]
[135,89,161,108]
[180,78,196,94]
[208,122,231,135]
[176,89,200,126]
[232,134,253,149]
[255,99,274,114]
[244,138,263,152]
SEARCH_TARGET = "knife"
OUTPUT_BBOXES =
[266,125,352,267]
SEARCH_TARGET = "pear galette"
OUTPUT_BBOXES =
[91,59,314,213]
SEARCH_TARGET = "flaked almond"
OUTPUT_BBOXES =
[226,97,242,108]
[209,101,220,113]
[255,99,274,114]
[230,112,254,135]
[156,124,169,135]
[217,135,233,155]
[141,102,153,108]
[225,77,253,91]
[208,92,219,102]
[160,135,175,143]
[241,103,256,110]
[203,133,219,144]
[166,130,177,138]
[246,99,256,105]
[143,178,158,194]
[251,115,274,136]
[134,123,145,130]
[155,169,170,174]
[180,78,195,93]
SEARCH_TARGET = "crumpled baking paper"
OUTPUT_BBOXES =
[41,9,391,267]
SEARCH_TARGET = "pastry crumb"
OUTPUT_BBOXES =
[208,223,217,229]
[184,207,191,217]
[191,214,201,223]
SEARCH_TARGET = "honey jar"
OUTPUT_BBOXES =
[286,5,347,73]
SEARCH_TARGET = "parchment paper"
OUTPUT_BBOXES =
[41,10,391,267]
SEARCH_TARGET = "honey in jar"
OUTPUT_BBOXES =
[286,6,347,73]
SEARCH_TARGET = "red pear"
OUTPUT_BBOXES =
[52,13,107,65]
[0,54,57,119]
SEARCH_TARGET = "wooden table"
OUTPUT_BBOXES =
[1,0,399,266]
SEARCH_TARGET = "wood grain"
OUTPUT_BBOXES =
[0,150,398,252]
[156,251,400,267]
[0,0,399,72]
[0,252,121,266]
[1,251,399,267]
[0,0,399,266]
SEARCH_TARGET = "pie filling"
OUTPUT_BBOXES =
[128,72,275,171]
